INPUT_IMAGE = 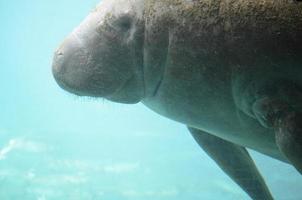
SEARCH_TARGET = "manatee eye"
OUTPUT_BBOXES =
[96,14,133,38]
[115,15,132,32]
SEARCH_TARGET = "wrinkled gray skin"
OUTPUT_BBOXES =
[52,0,302,199]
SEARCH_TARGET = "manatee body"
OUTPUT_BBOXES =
[52,0,302,199]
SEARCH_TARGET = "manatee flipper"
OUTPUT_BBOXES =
[188,127,274,200]
[253,96,302,174]
[275,112,302,173]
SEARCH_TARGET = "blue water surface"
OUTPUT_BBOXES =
[0,1,301,199]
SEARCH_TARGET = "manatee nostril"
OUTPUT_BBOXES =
[52,49,66,79]
[57,51,63,56]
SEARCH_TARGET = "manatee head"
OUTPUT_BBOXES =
[52,0,145,103]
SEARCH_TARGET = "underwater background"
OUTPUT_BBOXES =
[0,0,301,199]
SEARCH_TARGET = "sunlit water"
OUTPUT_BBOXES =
[0,1,301,199]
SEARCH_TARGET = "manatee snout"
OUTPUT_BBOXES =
[52,33,92,96]
[51,20,145,103]
[52,32,130,98]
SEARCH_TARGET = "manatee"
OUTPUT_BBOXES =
[52,0,302,199]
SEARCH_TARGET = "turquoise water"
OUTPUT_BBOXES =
[0,0,301,199]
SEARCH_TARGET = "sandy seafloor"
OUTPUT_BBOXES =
[0,0,301,199]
